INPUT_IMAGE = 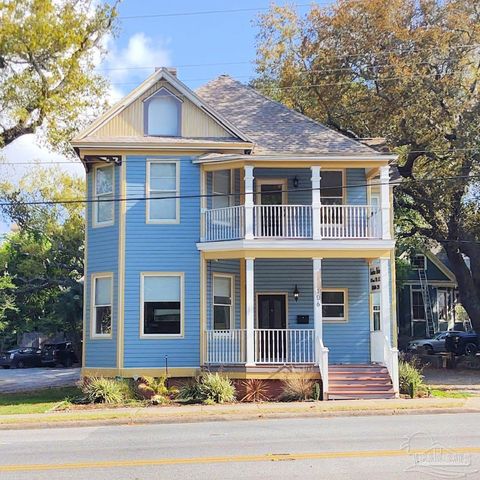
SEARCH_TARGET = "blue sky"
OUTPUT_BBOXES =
[0,0,317,235]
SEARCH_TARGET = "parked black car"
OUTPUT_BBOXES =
[0,347,42,368]
[41,342,78,367]
[445,331,478,356]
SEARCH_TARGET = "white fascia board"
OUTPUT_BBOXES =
[193,154,398,164]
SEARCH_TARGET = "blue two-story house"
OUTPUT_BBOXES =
[72,68,399,399]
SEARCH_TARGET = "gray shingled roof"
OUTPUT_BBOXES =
[196,75,376,155]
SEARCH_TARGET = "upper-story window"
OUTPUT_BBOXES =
[93,165,114,227]
[144,88,182,137]
[321,171,343,205]
[147,160,180,223]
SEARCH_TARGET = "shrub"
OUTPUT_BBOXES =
[178,373,236,404]
[240,379,269,402]
[281,374,316,401]
[81,377,125,404]
[200,372,236,403]
[399,359,429,398]
[135,376,177,402]
[178,377,205,403]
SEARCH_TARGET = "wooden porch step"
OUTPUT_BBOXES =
[327,363,395,400]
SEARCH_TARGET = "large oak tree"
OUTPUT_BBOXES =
[0,0,118,151]
[255,0,480,331]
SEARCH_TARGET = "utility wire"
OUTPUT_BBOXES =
[1,174,478,208]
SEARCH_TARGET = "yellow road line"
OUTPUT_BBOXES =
[1,447,480,472]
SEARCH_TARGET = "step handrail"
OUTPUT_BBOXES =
[315,336,329,397]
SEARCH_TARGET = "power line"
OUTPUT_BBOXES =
[0,147,478,166]
[117,3,316,20]
[0,174,478,208]
[96,43,480,72]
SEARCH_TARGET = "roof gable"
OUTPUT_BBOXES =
[196,75,377,156]
[74,69,251,143]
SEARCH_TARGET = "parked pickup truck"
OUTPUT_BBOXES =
[41,342,78,367]
[445,331,478,356]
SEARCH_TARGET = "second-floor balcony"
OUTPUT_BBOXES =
[201,203,382,242]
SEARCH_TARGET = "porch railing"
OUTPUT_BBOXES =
[204,329,246,364]
[254,329,315,364]
[319,205,380,238]
[202,205,244,242]
[254,205,312,238]
[200,204,381,241]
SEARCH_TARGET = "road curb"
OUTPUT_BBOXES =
[0,406,478,430]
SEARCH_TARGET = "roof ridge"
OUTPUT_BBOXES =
[203,75,376,153]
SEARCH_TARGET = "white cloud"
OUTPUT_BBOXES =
[101,32,172,102]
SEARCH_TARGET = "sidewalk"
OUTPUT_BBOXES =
[1,396,479,430]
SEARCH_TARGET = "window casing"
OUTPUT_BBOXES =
[144,89,182,137]
[412,254,427,270]
[91,274,113,338]
[141,273,183,337]
[320,170,344,205]
[93,165,114,227]
[147,160,180,223]
[411,289,426,320]
[322,289,347,322]
[213,274,234,330]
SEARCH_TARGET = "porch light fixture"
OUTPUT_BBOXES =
[293,176,299,188]
[293,284,300,302]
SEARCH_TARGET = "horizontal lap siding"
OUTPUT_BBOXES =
[84,167,120,368]
[323,259,370,363]
[207,260,241,329]
[123,155,200,368]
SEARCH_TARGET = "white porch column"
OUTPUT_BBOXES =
[244,166,254,240]
[379,165,391,240]
[380,257,392,343]
[245,257,255,366]
[311,166,322,240]
[313,258,323,359]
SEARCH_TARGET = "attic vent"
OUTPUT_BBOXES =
[155,67,178,77]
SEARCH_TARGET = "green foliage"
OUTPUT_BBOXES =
[0,169,85,351]
[81,377,125,404]
[280,374,316,401]
[312,382,321,401]
[399,359,429,398]
[134,376,177,403]
[178,373,236,404]
[255,0,480,331]
[200,373,236,404]
[0,0,118,151]
[240,379,269,402]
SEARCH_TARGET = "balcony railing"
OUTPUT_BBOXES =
[204,328,315,365]
[201,204,381,242]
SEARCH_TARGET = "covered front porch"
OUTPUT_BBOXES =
[201,256,399,397]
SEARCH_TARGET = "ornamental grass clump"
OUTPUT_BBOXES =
[280,374,316,401]
[178,373,236,404]
[240,379,270,402]
[81,377,125,404]
[399,359,429,398]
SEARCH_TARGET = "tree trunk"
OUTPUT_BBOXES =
[444,244,480,332]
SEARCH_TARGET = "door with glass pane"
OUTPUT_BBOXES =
[320,171,344,235]
[256,179,286,237]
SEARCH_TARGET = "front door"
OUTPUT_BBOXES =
[256,180,286,237]
[257,294,287,362]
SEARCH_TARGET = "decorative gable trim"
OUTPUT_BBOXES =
[74,68,251,143]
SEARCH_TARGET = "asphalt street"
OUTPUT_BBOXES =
[0,413,479,479]
[0,367,80,393]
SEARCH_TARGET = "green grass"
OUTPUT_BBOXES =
[0,387,81,415]
[430,389,473,399]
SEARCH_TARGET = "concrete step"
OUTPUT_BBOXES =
[328,391,396,400]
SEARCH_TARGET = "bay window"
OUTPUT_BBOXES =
[92,274,113,337]
[93,165,114,226]
[147,160,180,223]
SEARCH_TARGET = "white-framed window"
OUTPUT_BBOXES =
[322,289,348,322]
[212,170,231,209]
[144,88,182,137]
[146,160,180,223]
[91,274,113,338]
[213,274,234,330]
[412,254,427,270]
[320,170,344,205]
[93,164,114,227]
[141,273,184,337]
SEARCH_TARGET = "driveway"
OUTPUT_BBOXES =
[0,367,80,393]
